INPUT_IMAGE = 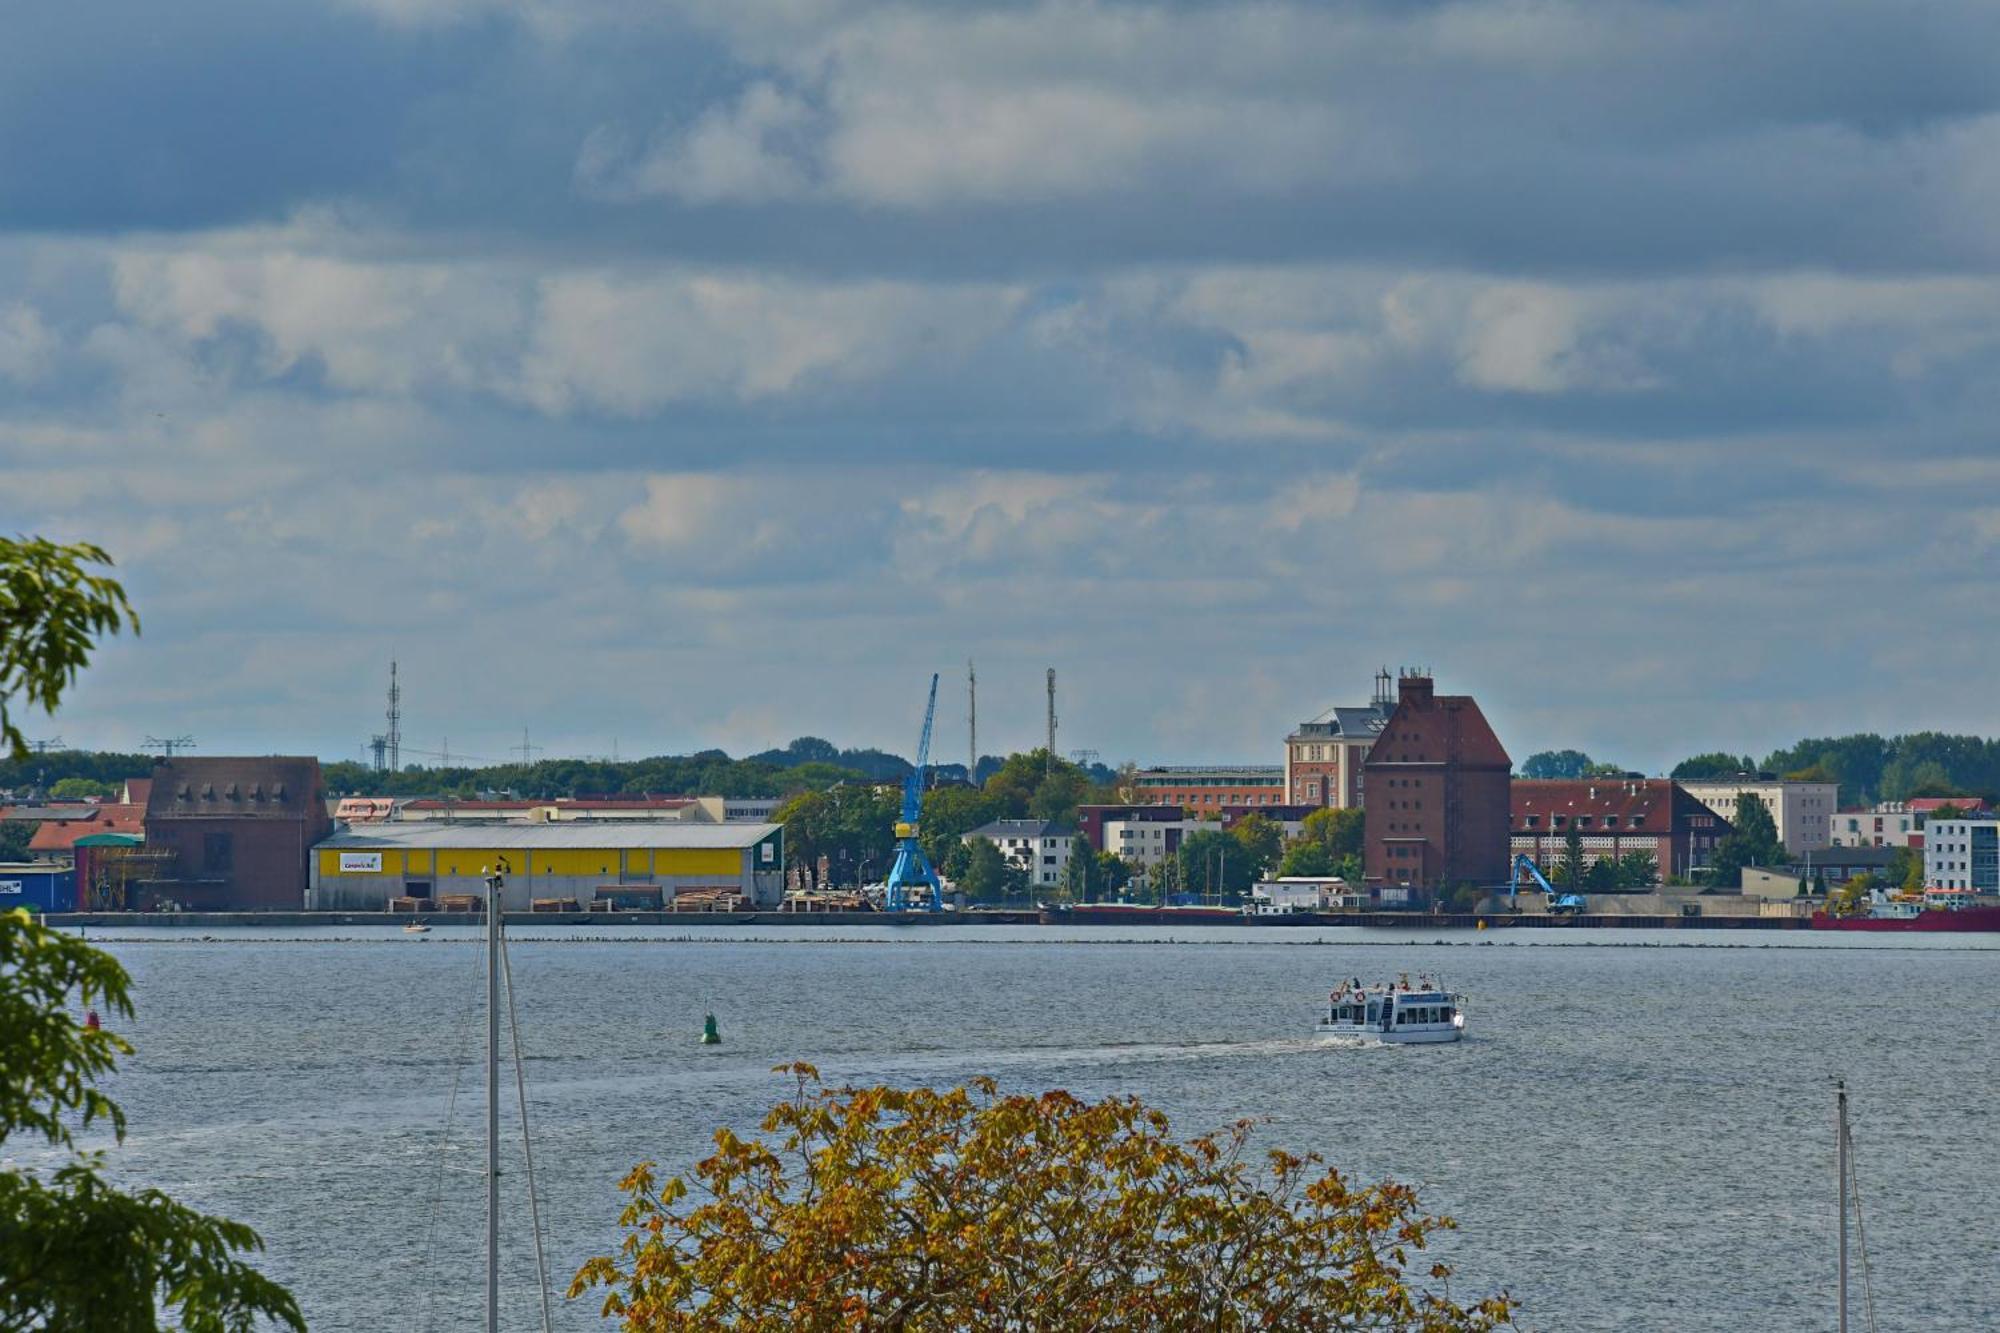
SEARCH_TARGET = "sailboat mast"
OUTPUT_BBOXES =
[487,870,502,1333]
[1836,1080,1848,1333]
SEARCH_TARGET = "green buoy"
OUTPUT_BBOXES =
[700,1013,721,1045]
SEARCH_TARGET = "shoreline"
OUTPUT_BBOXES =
[41,907,1815,930]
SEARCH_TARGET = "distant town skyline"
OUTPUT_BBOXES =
[12,1,2000,774]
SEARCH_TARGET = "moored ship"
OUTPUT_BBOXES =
[1039,901,1244,925]
[1811,888,2000,932]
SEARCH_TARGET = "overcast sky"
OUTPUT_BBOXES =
[8,0,2000,774]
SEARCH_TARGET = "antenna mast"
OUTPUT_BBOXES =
[1046,668,1057,776]
[387,659,402,774]
[968,660,977,787]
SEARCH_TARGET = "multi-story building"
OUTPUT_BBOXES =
[1829,806,1920,849]
[1362,673,1512,899]
[1510,779,1729,883]
[1284,670,1397,808]
[1678,777,1838,855]
[1128,766,1286,810]
[1923,819,2000,894]
[1077,803,1322,872]
[140,757,333,910]
[963,819,1076,888]
[1216,804,1321,841]
[1828,798,1994,850]
[1077,805,1188,870]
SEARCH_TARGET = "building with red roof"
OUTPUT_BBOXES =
[25,804,146,856]
[1512,779,1729,882]
[1362,673,1512,900]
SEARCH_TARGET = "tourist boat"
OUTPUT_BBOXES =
[1811,888,2000,932]
[1316,978,1465,1044]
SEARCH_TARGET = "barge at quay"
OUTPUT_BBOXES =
[1811,890,2000,932]
[1038,901,1244,925]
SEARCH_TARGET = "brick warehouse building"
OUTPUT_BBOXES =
[1362,673,1511,900]
[140,757,331,910]
[1511,779,1730,883]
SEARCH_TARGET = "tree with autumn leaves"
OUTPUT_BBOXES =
[574,1064,1514,1331]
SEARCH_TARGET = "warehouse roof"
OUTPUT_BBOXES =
[317,821,779,850]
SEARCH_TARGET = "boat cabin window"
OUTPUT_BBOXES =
[1441,1005,1454,1022]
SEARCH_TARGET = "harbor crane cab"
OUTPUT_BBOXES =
[1509,853,1587,916]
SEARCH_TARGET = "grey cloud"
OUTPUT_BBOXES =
[9,2,2000,768]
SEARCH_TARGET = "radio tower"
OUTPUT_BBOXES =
[967,660,977,787]
[1045,668,1057,776]
[385,660,402,774]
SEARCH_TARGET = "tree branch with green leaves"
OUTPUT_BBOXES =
[0,537,138,762]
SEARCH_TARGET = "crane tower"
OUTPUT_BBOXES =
[884,674,946,912]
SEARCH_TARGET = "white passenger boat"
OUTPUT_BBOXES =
[1317,978,1465,1044]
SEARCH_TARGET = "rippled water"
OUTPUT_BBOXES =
[40,926,2000,1330]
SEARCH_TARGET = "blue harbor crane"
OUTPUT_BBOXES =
[1508,853,1586,916]
[885,673,946,912]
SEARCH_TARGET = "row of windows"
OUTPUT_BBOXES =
[1521,813,1647,830]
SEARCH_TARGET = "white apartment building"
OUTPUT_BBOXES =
[1828,806,1919,848]
[1102,815,1184,870]
[1679,778,1838,855]
[963,819,1075,888]
[1923,819,2000,894]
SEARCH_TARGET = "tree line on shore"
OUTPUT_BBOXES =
[14,730,2000,812]
[1523,733,2000,808]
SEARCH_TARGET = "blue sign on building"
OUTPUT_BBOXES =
[0,864,76,913]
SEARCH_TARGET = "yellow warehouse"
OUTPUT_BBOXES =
[309,821,783,910]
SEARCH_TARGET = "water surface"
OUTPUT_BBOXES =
[52,926,2000,1330]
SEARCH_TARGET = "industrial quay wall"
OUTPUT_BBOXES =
[41,909,1807,929]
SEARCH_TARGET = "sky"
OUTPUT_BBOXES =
[7,0,2000,776]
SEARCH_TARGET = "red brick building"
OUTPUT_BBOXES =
[140,757,331,910]
[1362,673,1511,899]
[1127,766,1287,811]
[1511,779,1729,882]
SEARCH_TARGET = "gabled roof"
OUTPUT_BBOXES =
[1906,797,1994,814]
[1366,683,1511,770]
[147,757,326,821]
[1292,702,1394,740]
[965,820,1075,840]
[29,804,145,852]
[0,804,100,822]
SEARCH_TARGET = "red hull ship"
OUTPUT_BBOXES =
[1040,902,1244,925]
[1810,904,2000,932]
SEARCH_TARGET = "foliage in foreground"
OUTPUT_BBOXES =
[574,1063,1514,1331]
[0,908,302,1332]
[0,536,138,762]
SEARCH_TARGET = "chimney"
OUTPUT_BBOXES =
[1397,672,1434,706]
